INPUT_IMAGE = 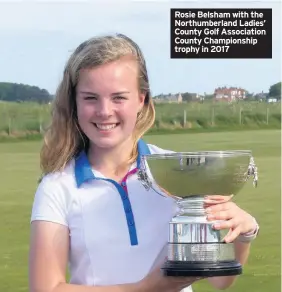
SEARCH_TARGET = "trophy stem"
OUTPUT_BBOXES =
[166,194,242,277]
[177,195,206,217]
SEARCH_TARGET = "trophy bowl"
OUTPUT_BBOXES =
[139,150,258,277]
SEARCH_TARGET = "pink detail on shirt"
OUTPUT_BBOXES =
[120,168,138,194]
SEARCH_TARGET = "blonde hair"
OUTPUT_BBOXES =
[40,33,155,174]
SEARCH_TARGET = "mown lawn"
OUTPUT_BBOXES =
[0,129,280,292]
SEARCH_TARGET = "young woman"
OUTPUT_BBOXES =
[29,33,259,292]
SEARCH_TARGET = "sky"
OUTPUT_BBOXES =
[0,0,281,96]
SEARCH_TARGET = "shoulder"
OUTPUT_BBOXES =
[31,160,76,226]
[37,160,76,195]
[147,143,175,155]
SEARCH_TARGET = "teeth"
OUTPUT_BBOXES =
[96,123,117,130]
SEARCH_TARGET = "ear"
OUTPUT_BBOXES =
[138,93,146,111]
[139,92,146,103]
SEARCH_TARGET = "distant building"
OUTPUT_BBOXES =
[190,93,204,101]
[267,98,278,103]
[166,93,182,103]
[214,87,246,102]
[154,93,183,103]
[177,93,183,103]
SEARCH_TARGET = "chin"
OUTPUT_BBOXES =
[89,137,125,150]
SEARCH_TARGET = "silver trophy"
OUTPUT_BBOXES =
[138,150,258,277]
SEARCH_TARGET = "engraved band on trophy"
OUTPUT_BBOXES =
[138,150,258,277]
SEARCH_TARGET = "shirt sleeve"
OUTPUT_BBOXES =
[30,177,69,227]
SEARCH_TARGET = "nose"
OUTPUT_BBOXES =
[95,99,113,118]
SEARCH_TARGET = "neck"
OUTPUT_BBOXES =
[88,137,136,179]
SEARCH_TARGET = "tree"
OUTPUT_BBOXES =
[268,82,281,99]
[0,82,52,103]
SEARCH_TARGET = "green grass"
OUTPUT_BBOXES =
[0,130,280,291]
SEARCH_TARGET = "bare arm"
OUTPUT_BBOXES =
[207,241,251,290]
[28,221,143,292]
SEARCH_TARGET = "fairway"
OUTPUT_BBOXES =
[0,130,280,292]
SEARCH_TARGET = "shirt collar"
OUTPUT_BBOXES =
[74,139,151,188]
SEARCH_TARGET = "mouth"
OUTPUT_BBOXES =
[93,123,120,131]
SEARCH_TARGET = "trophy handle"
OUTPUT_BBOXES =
[137,169,166,197]
[137,169,152,191]
[245,156,258,188]
[137,168,182,200]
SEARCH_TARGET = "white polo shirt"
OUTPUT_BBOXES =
[31,139,193,292]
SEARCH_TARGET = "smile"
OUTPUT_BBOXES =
[94,123,119,130]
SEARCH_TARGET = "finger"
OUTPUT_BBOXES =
[205,202,234,213]
[178,277,204,289]
[204,194,234,204]
[223,226,241,243]
[169,276,203,284]
[206,210,233,221]
[224,228,233,239]
[205,194,233,200]
[213,218,237,231]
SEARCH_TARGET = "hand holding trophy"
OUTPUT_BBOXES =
[138,150,258,277]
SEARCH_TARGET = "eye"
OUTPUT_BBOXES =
[113,96,127,100]
[84,96,97,100]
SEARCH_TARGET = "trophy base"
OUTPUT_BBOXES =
[162,260,242,277]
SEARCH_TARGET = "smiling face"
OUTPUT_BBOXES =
[75,57,145,152]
